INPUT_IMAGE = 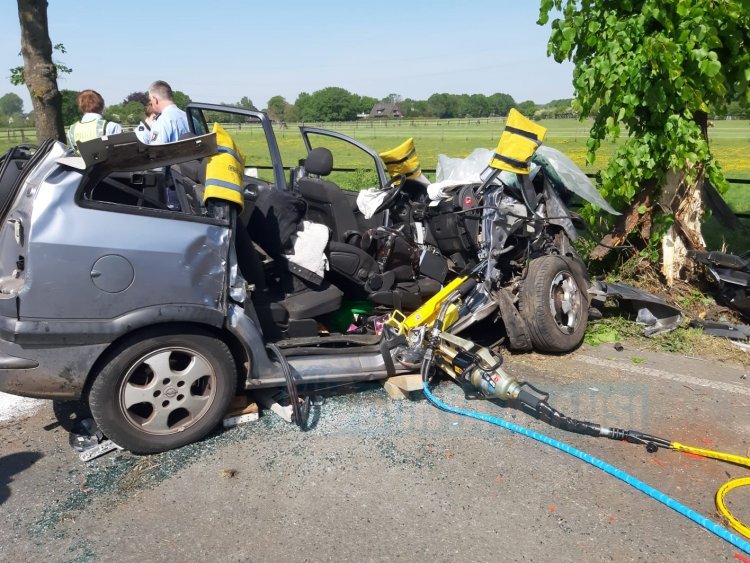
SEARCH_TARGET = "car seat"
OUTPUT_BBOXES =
[239,186,343,339]
[296,147,364,243]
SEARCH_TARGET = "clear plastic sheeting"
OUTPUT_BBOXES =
[534,146,620,215]
[435,148,527,186]
[430,148,523,202]
[436,148,493,183]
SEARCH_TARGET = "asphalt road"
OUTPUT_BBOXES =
[1,343,749,562]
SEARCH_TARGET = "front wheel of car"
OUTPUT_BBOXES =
[519,255,589,353]
[88,327,237,454]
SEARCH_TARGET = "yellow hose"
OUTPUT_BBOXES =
[672,442,750,539]
[716,478,750,540]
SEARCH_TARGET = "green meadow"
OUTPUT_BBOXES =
[2,118,748,249]
[240,117,750,251]
[228,117,750,208]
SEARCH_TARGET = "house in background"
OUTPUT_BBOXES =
[370,103,403,118]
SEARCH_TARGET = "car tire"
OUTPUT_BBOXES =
[88,327,237,454]
[519,255,589,353]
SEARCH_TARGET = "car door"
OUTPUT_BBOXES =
[0,142,44,223]
[298,127,390,230]
[299,127,388,192]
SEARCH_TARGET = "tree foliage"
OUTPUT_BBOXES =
[266,95,289,122]
[284,89,520,121]
[172,90,191,111]
[123,91,148,106]
[104,101,145,125]
[60,89,79,125]
[539,0,750,220]
[0,93,24,115]
[298,87,358,121]
[353,94,378,114]
[515,100,537,116]
[426,93,458,118]
[10,42,71,87]
[238,96,256,110]
[487,93,516,116]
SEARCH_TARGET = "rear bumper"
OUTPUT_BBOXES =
[0,338,108,400]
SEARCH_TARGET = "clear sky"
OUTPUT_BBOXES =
[0,0,574,113]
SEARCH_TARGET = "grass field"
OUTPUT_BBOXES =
[230,117,750,209]
[1,117,748,250]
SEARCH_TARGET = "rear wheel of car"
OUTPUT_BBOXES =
[88,327,237,454]
[519,255,588,353]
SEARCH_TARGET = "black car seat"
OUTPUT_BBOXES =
[239,185,343,339]
[296,147,361,243]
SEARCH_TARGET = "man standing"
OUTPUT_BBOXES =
[148,80,189,144]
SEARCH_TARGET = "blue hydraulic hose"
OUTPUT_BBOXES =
[422,383,750,555]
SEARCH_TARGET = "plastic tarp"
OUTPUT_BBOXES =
[430,148,527,202]
[534,146,619,215]
[432,145,619,215]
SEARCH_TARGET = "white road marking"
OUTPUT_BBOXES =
[574,355,750,397]
[0,392,45,423]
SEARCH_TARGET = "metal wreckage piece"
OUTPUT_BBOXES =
[587,281,683,336]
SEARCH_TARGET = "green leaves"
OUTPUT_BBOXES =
[9,42,71,87]
[538,0,744,261]
[699,58,722,77]
[538,0,555,25]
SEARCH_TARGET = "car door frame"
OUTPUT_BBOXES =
[185,103,288,191]
[299,126,388,190]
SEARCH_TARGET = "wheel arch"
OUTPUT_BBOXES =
[81,321,250,403]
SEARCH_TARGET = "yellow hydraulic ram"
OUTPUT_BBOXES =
[386,275,467,334]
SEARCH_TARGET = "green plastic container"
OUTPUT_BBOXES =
[325,300,373,333]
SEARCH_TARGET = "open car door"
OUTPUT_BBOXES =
[299,127,388,191]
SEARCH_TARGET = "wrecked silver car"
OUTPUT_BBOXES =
[0,106,424,453]
[0,105,608,454]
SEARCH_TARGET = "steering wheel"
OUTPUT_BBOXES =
[372,174,407,215]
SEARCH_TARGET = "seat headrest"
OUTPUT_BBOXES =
[304,147,333,176]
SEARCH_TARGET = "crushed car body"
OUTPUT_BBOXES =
[0,105,619,453]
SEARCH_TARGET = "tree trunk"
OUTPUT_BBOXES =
[589,179,657,261]
[17,0,64,143]
[660,112,709,285]
[661,169,705,285]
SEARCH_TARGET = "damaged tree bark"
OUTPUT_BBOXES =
[589,180,656,261]
[590,111,709,287]
[589,172,706,286]
[659,110,709,286]
[661,169,705,285]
